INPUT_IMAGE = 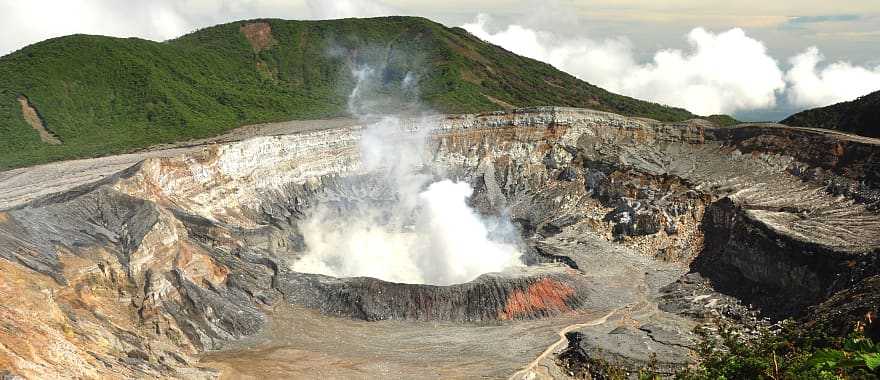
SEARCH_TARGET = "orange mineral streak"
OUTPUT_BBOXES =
[175,242,229,288]
[543,123,568,140]
[0,259,100,378]
[498,278,575,320]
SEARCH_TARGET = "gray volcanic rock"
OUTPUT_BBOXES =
[275,267,592,322]
[695,196,880,317]
[559,323,695,378]
[0,107,878,378]
[805,274,880,341]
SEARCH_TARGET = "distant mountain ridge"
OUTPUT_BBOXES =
[782,90,880,138]
[0,16,733,170]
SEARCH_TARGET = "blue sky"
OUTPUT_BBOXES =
[1,0,878,120]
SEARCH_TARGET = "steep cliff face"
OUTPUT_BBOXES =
[697,197,880,317]
[0,107,878,378]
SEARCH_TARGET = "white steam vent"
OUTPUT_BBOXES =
[291,66,523,285]
[292,179,523,285]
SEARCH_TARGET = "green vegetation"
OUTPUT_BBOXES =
[809,336,880,377]
[678,319,880,380]
[0,16,732,170]
[570,317,880,379]
[706,114,740,127]
[781,90,880,138]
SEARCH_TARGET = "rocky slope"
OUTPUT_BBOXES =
[0,107,878,378]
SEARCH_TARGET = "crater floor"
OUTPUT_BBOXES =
[202,236,688,380]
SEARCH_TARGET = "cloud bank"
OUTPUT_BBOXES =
[786,47,880,108]
[464,14,880,116]
[305,0,394,19]
[0,0,394,56]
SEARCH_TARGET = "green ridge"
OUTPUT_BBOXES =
[782,90,880,138]
[0,16,731,170]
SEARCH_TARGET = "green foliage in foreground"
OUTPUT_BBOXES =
[679,320,880,380]
[580,316,880,380]
[810,337,880,375]
[0,16,735,170]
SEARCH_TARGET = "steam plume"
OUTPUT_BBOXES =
[291,61,523,285]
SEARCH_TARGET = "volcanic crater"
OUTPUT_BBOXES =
[1,107,879,379]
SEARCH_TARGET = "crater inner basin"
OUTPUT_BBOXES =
[291,179,525,285]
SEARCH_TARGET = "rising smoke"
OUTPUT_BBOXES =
[291,61,523,285]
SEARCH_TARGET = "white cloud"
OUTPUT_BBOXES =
[305,0,395,19]
[0,0,395,56]
[785,47,880,108]
[464,13,880,116]
[464,14,786,115]
[624,28,786,115]
[0,0,192,55]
